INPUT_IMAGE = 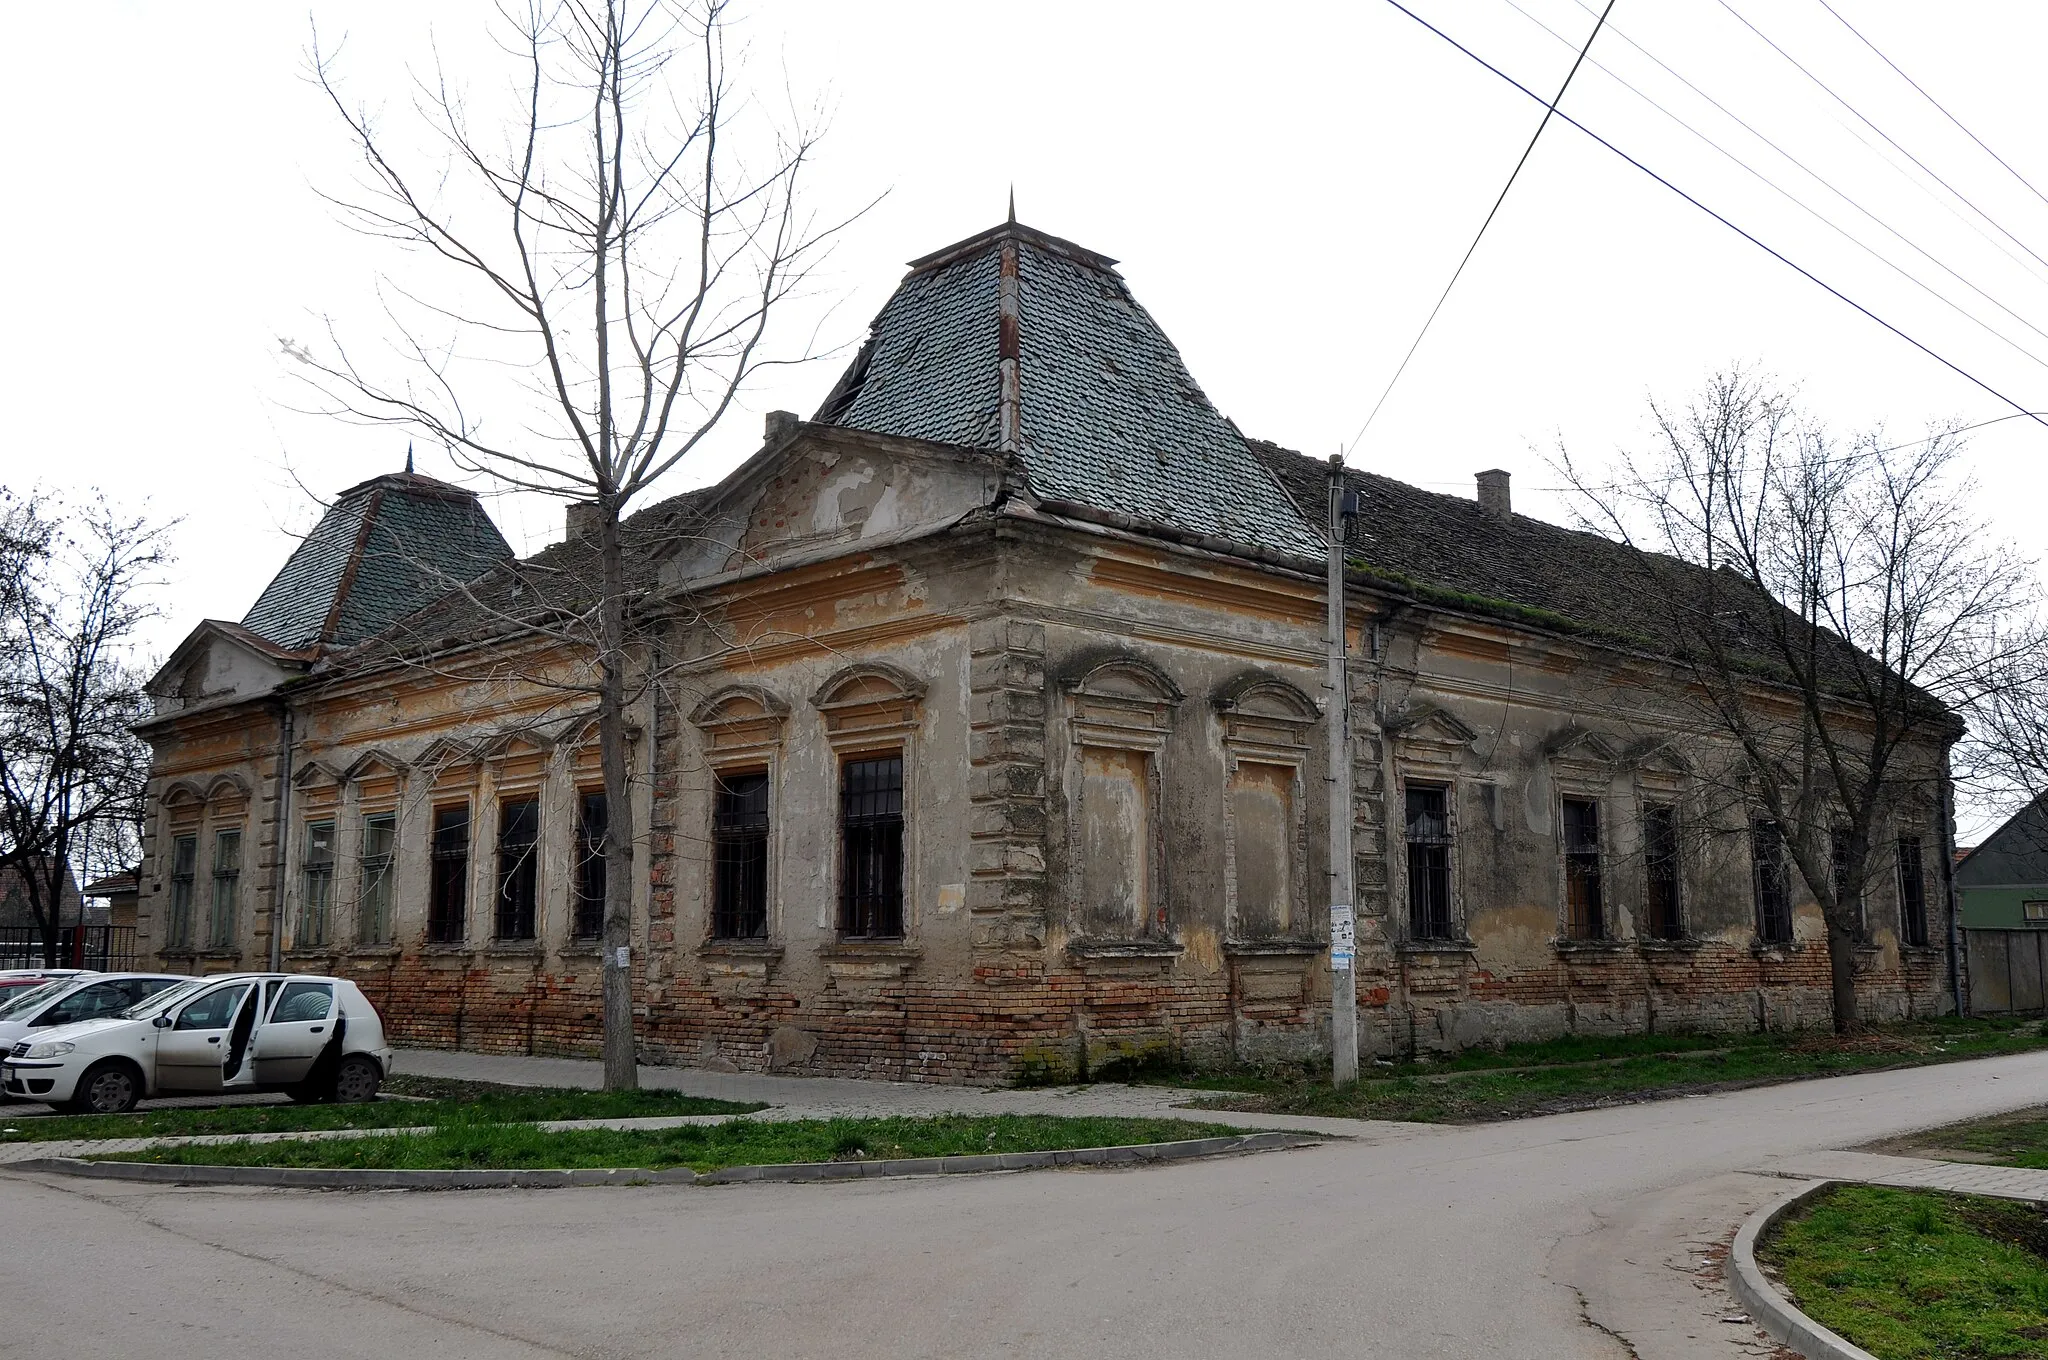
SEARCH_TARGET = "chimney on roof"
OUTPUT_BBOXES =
[765,410,800,444]
[1476,469,1511,519]
[566,501,600,541]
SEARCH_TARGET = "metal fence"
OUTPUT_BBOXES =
[0,925,139,972]
[1966,928,2048,1015]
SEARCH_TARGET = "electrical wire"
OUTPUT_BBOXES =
[1555,0,2048,354]
[1811,0,2048,216]
[1344,0,1617,457]
[1714,0,2048,284]
[1504,0,2048,375]
[1378,0,2048,435]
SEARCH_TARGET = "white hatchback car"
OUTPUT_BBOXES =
[1,972,394,1115]
[0,973,189,1051]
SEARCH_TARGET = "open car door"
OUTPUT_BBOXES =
[252,980,336,1087]
[156,981,256,1093]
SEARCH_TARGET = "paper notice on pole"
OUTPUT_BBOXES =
[1330,903,1355,970]
[614,946,631,969]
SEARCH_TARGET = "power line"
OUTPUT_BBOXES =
[1345,0,1617,457]
[1811,0,2048,216]
[1555,0,2048,353]
[1713,0,2048,285]
[1504,0,2048,375]
[1379,0,2048,435]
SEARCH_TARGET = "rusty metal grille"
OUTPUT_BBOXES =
[839,755,904,939]
[495,798,540,940]
[1752,819,1793,944]
[1404,784,1453,940]
[1643,805,1683,940]
[428,804,469,943]
[573,791,608,940]
[1562,798,1605,940]
[712,771,770,939]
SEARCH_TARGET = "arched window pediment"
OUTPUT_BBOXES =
[813,663,925,742]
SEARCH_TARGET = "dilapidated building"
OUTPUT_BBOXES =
[134,219,1962,1080]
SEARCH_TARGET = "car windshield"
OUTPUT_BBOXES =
[0,979,71,1021]
[116,977,208,1020]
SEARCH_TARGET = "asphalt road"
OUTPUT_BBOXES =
[6,1051,2046,1360]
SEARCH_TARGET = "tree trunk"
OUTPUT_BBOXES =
[1825,915,1859,1035]
[597,501,638,1091]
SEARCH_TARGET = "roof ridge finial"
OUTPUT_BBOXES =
[1007,184,1016,225]
[405,442,414,475]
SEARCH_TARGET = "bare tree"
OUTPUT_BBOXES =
[290,0,860,1088]
[0,491,167,966]
[1557,370,2037,1033]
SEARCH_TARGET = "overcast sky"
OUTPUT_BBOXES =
[6,2,2046,694]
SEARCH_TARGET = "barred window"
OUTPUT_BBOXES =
[359,813,396,944]
[1897,836,1929,947]
[1404,784,1453,941]
[1643,804,1682,940]
[299,821,335,948]
[712,771,770,939]
[573,791,607,941]
[1753,819,1793,944]
[207,829,242,949]
[839,755,904,939]
[495,798,540,941]
[1561,799,1604,940]
[166,834,198,948]
[428,804,469,944]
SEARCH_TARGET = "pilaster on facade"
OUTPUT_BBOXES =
[967,617,1049,954]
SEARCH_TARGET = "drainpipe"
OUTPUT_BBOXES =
[1937,746,1965,1017]
[268,699,295,972]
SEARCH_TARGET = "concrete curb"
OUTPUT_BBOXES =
[9,1131,1315,1192]
[1726,1178,1881,1360]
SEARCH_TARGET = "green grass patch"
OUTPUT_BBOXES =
[1175,1018,2048,1123]
[0,1078,762,1144]
[87,1114,1244,1173]
[1870,1106,2048,1170]
[1760,1186,2048,1359]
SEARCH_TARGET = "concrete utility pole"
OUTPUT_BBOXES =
[1326,455,1359,1087]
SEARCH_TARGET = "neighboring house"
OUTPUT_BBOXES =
[129,218,1963,1081]
[81,869,140,931]
[0,858,84,932]
[1956,798,2048,1014]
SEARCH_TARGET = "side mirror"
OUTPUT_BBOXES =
[152,1014,173,1029]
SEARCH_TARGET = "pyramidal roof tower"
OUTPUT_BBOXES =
[814,219,1321,557]
[239,468,513,653]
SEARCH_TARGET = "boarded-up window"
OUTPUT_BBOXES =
[1079,746,1150,935]
[1230,761,1294,936]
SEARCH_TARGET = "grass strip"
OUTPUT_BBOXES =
[1759,1185,2048,1359]
[0,1078,762,1144]
[85,1114,1245,1173]
[1171,1018,2048,1123]
[1868,1106,2048,1170]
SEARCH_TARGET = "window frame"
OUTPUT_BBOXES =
[299,820,336,949]
[1403,780,1456,942]
[1640,802,1683,941]
[428,802,471,945]
[1559,796,1606,942]
[358,811,397,945]
[494,796,541,942]
[572,789,608,942]
[207,828,243,949]
[837,751,906,941]
[1897,834,1930,948]
[166,833,198,949]
[1830,825,1869,943]
[711,768,771,941]
[1752,818,1794,945]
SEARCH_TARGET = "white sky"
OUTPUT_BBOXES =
[5,3,2046,724]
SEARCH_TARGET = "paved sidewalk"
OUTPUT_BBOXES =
[390,1046,1427,1140]
[1768,1148,2048,1201]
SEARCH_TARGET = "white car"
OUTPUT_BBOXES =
[1,972,394,1115]
[0,973,189,1051]
[0,969,94,1004]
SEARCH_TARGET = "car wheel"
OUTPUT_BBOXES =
[332,1055,381,1104]
[67,1062,142,1116]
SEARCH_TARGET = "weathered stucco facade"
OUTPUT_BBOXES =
[134,220,1961,1082]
